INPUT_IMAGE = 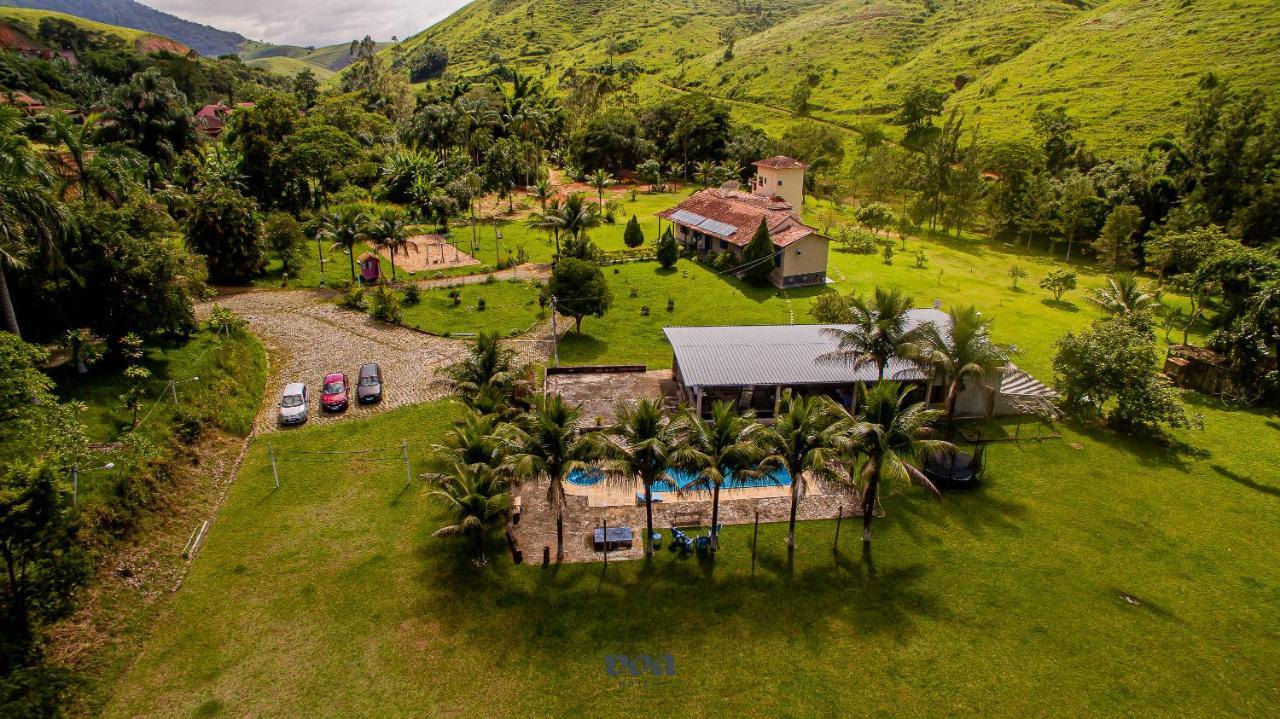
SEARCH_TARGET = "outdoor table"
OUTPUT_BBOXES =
[593,526,634,550]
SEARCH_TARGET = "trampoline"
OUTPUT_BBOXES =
[923,449,982,490]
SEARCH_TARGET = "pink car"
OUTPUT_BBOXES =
[320,372,349,412]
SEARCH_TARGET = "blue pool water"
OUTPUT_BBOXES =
[566,467,792,492]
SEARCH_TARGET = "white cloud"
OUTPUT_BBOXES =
[144,0,470,46]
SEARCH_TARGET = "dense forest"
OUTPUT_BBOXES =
[1,4,1279,714]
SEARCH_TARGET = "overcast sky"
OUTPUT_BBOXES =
[145,0,471,46]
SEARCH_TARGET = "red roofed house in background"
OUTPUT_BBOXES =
[656,156,829,288]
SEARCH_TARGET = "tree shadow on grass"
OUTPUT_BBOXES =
[1040,298,1080,313]
[556,332,609,363]
[1211,464,1280,499]
[1072,422,1208,472]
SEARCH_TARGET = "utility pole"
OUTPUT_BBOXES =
[549,295,559,367]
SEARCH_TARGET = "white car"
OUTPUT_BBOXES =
[278,382,308,426]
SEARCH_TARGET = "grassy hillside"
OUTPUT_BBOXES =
[242,39,388,78]
[2,0,241,55]
[244,54,335,80]
[0,5,189,53]
[399,0,1280,157]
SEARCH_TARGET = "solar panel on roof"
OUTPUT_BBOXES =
[698,219,738,237]
[670,209,707,226]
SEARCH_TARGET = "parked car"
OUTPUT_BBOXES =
[278,382,308,425]
[357,363,383,404]
[321,372,349,412]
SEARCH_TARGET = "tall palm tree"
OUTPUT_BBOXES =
[426,460,510,560]
[0,106,68,337]
[367,206,410,282]
[694,160,718,188]
[429,410,510,469]
[849,382,951,545]
[588,168,615,208]
[675,400,761,550]
[756,394,846,549]
[597,399,688,556]
[502,394,600,562]
[1089,274,1156,318]
[821,287,926,382]
[916,305,1014,439]
[316,204,369,283]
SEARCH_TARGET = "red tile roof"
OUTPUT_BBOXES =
[753,155,808,170]
[656,188,823,248]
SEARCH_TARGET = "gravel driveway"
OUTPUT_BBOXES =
[201,289,548,434]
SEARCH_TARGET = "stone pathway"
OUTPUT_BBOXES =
[200,288,548,434]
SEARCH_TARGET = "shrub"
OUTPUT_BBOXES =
[667,298,675,312]
[477,297,487,312]
[1040,268,1078,301]
[656,227,679,269]
[368,285,402,323]
[401,284,421,305]
[914,249,928,268]
[882,243,895,265]
[341,285,366,311]
[836,228,880,254]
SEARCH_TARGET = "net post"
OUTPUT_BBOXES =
[269,442,279,488]
[402,438,411,488]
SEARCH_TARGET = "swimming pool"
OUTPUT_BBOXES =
[566,467,792,492]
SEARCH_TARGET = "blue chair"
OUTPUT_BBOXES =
[695,534,711,553]
[670,527,693,552]
[651,531,663,549]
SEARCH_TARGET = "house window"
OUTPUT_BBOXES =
[777,179,783,186]
[773,251,782,267]
[719,239,728,250]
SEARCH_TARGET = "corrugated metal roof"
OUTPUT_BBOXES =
[664,310,951,387]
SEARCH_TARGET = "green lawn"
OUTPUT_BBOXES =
[399,280,546,337]
[101,395,1280,717]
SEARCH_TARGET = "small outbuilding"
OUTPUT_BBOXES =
[358,252,381,283]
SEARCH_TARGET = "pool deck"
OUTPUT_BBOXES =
[510,475,866,564]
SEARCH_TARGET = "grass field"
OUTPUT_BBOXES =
[101,389,1280,716]
[399,279,546,337]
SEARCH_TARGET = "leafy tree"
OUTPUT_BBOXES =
[285,124,361,209]
[1008,265,1027,289]
[779,121,844,195]
[640,94,732,173]
[622,214,644,248]
[1052,317,1191,431]
[0,463,89,664]
[292,68,320,108]
[598,399,687,556]
[185,184,264,284]
[820,287,925,381]
[740,218,775,285]
[226,93,301,209]
[918,109,966,229]
[896,85,947,141]
[573,109,647,173]
[1054,169,1097,262]
[1094,203,1142,270]
[845,382,949,544]
[637,159,663,192]
[1015,172,1058,250]
[119,364,151,428]
[917,305,1014,438]
[44,111,144,206]
[545,258,612,332]
[365,206,410,281]
[1146,225,1232,278]
[655,226,678,269]
[503,395,600,562]
[1039,268,1077,302]
[1031,106,1082,175]
[790,80,811,116]
[262,211,305,276]
[854,202,894,235]
[942,128,984,237]
[810,291,853,323]
[676,401,761,550]
[757,395,845,549]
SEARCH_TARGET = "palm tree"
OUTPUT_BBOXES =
[588,168,615,208]
[694,160,718,188]
[756,394,846,550]
[820,287,926,382]
[597,399,688,556]
[439,330,524,406]
[0,106,68,337]
[558,192,601,243]
[367,206,410,282]
[916,305,1013,439]
[429,410,510,469]
[527,195,565,256]
[676,400,761,550]
[316,204,369,283]
[528,176,553,213]
[426,460,510,560]
[503,395,601,562]
[1089,274,1156,318]
[849,382,951,545]
[45,111,144,206]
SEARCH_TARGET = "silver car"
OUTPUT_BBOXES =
[278,382,308,425]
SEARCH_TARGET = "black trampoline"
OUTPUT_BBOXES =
[923,448,984,490]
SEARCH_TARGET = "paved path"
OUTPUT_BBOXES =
[201,288,548,434]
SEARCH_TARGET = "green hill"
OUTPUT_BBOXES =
[241,39,389,79]
[0,5,190,54]
[397,0,1280,157]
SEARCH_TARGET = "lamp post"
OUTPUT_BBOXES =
[316,235,327,287]
[70,462,115,506]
